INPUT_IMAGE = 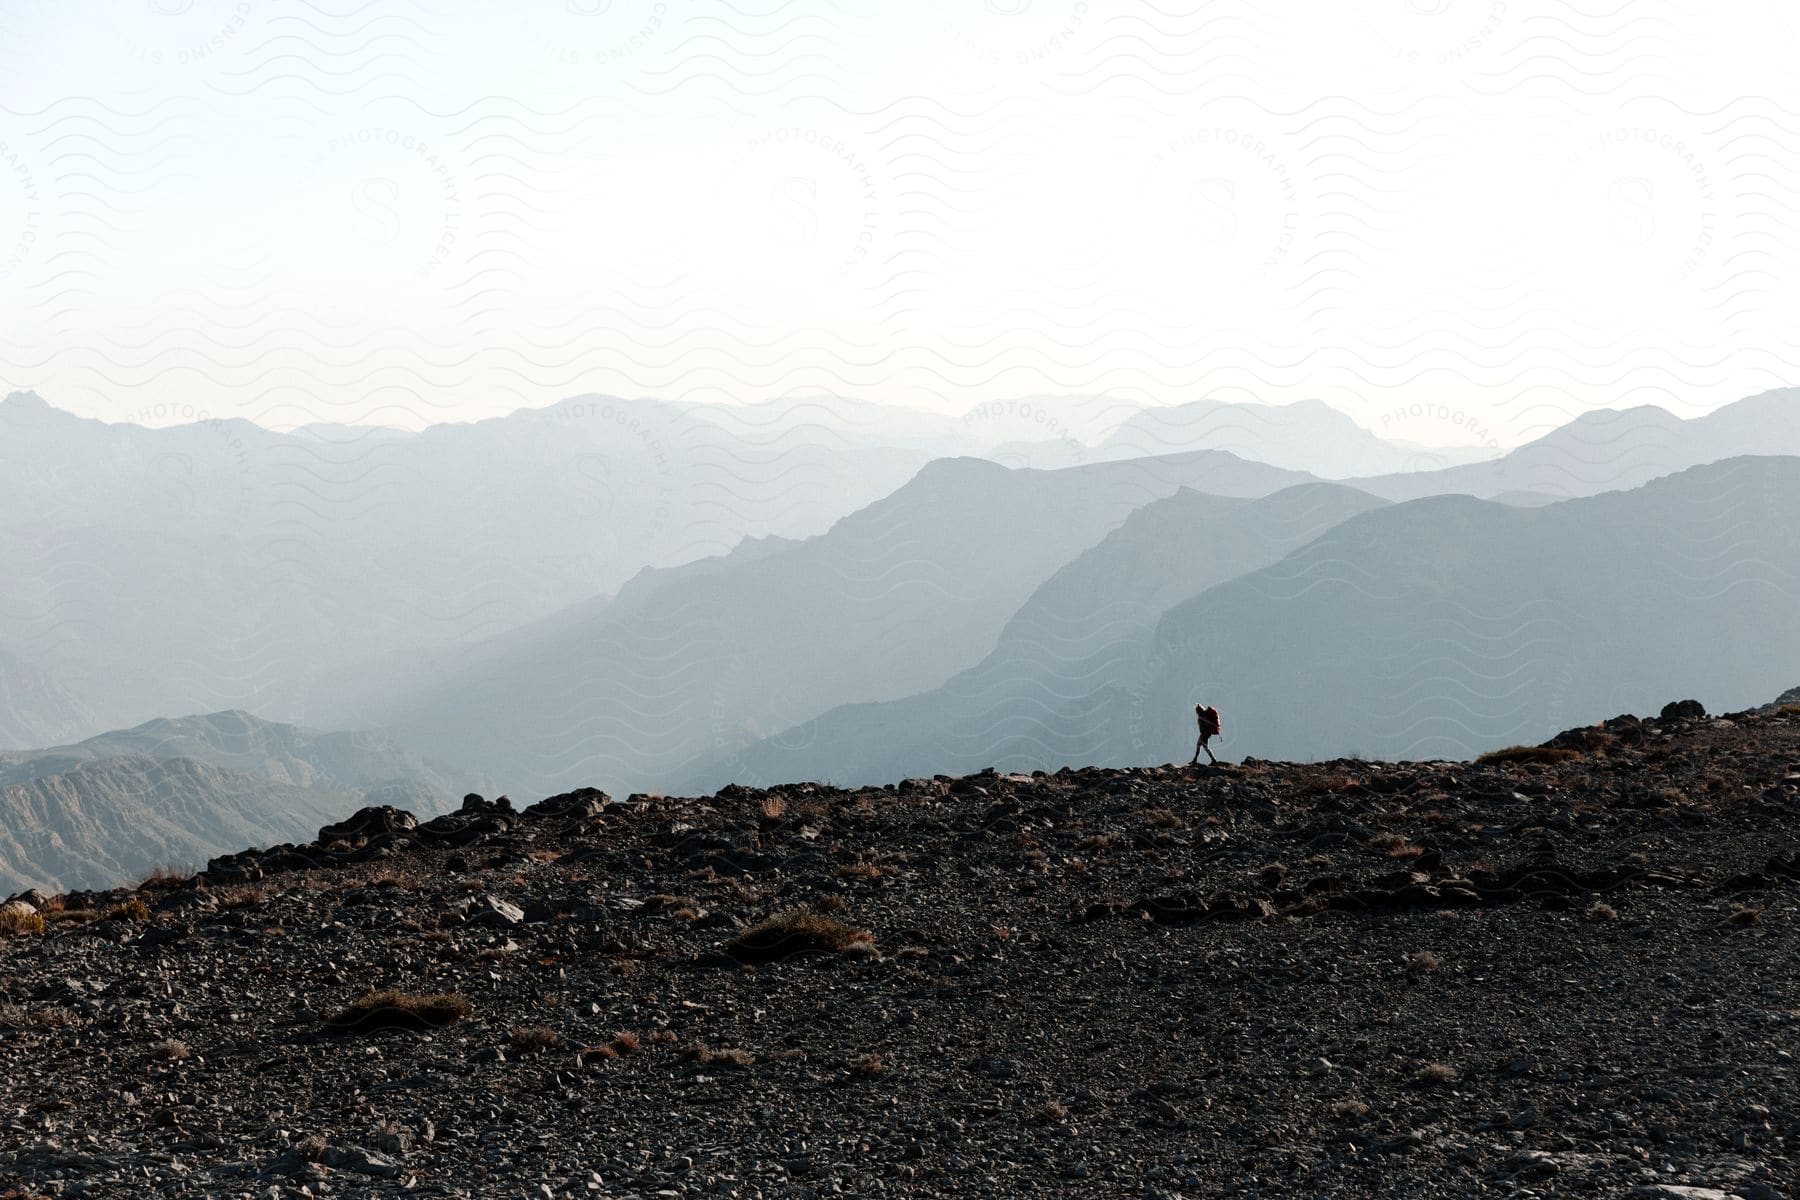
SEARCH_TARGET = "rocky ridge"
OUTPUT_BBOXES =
[1,700,1797,1198]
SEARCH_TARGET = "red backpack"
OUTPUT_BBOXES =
[1199,706,1222,737]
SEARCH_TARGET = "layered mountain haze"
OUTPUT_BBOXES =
[1129,455,1800,764]
[1354,387,1800,503]
[0,712,485,893]
[1098,397,1500,477]
[684,482,1392,790]
[377,451,1320,795]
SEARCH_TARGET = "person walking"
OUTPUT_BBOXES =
[1191,703,1222,765]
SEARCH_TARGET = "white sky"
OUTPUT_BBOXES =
[1,0,1796,446]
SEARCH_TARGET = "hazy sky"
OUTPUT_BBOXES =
[1,0,1796,446]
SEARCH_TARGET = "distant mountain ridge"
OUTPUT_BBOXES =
[0,711,485,894]
[377,450,1322,795]
[680,482,1390,789]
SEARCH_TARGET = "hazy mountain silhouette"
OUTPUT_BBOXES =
[377,451,1320,795]
[1098,397,1499,478]
[0,391,955,735]
[1121,455,1800,764]
[1353,388,1800,502]
[681,482,1391,789]
[0,710,483,893]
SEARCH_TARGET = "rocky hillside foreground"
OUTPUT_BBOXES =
[2,703,1798,1199]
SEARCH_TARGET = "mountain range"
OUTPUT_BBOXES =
[0,711,484,894]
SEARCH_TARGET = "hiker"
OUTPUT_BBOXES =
[1191,703,1222,765]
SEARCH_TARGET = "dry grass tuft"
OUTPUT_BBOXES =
[323,990,472,1033]
[1414,1062,1457,1086]
[1477,745,1578,766]
[725,909,874,962]
[1330,1097,1371,1121]
[848,1052,885,1076]
[148,1037,191,1061]
[510,1025,562,1053]
[685,1041,755,1067]
[108,898,150,922]
[138,866,190,891]
[0,909,46,939]
[1409,950,1442,972]
[1584,900,1620,923]
[760,794,788,820]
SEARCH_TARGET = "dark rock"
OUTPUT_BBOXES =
[317,805,419,844]
[1660,699,1707,721]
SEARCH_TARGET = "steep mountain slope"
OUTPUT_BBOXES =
[0,712,486,893]
[683,483,1389,789]
[1126,455,1800,764]
[0,755,348,894]
[0,710,483,796]
[380,452,1319,795]
[1352,387,1800,502]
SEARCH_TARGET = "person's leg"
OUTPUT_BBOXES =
[1204,737,1218,765]
[1191,735,1203,765]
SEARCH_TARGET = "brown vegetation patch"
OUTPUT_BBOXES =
[1477,745,1578,766]
[323,990,472,1033]
[725,909,874,962]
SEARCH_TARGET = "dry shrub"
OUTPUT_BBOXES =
[139,866,189,891]
[1138,808,1184,829]
[1409,950,1442,972]
[1027,1099,1068,1124]
[1584,901,1619,923]
[1294,773,1356,798]
[510,1025,562,1053]
[1368,831,1410,850]
[848,1052,885,1076]
[108,898,150,922]
[0,909,45,938]
[1415,1063,1457,1086]
[760,795,788,820]
[833,862,897,880]
[725,910,874,962]
[323,990,472,1033]
[1477,745,1578,766]
[1330,1097,1371,1121]
[148,1037,191,1061]
[685,1041,755,1067]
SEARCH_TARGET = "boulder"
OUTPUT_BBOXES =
[468,895,525,928]
[1659,699,1707,721]
[317,805,418,844]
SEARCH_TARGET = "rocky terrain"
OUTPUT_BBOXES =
[1,700,1797,1198]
